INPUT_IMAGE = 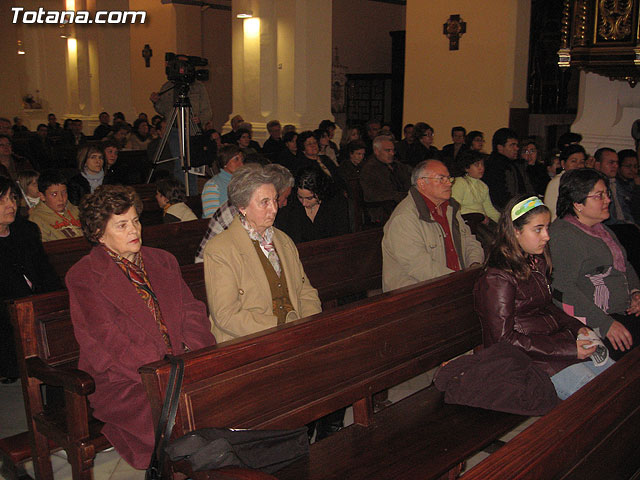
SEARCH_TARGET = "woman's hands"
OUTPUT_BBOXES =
[626,291,640,316]
[576,327,596,359]
[606,320,633,351]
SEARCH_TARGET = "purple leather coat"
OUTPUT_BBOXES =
[473,256,585,377]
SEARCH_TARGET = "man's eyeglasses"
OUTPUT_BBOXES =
[585,191,611,201]
[419,175,454,184]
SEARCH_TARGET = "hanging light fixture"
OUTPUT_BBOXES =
[236,10,253,18]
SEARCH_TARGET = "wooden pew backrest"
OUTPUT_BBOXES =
[140,268,482,436]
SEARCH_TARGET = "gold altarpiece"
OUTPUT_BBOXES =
[559,0,640,86]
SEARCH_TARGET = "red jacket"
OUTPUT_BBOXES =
[66,246,215,469]
[473,257,584,377]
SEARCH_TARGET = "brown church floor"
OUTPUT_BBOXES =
[0,370,537,479]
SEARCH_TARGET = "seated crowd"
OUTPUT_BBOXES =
[1,106,639,474]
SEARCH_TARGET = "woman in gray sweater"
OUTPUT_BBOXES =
[549,168,640,361]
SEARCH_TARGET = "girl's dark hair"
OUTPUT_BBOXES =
[0,175,18,200]
[556,168,608,219]
[559,144,586,163]
[156,177,187,205]
[346,140,366,155]
[453,150,486,177]
[132,119,149,141]
[465,130,483,147]
[295,167,333,202]
[312,129,328,144]
[283,131,297,144]
[486,194,552,280]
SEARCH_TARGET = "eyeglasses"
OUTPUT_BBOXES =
[419,175,454,184]
[421,132,434,138]
[585,191,611,201]
[523,149,537,154]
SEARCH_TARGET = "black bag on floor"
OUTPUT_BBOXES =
[165,426,309,474]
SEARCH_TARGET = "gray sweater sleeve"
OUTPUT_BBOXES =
[549,221,614,336]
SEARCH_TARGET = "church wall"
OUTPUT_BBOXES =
[202,8,232,131]
[332,0,406,75]
[404,0,531,149]
[129,1,177,120]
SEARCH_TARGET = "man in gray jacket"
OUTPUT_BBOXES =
[382,159,483,292]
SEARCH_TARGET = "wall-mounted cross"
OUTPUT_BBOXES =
[443,15,466,51]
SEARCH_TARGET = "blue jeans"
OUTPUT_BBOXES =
[551,358,615,400]
[169,128,198,195]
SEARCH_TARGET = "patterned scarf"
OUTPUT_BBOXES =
[103,246,173,354]
[239,214,282,277]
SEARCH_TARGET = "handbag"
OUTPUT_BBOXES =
[166,427,309,474]
[145,355,184,480]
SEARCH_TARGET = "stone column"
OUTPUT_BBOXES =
[571,71,639,153]
[226,0,334,143]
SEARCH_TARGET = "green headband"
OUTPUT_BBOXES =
[511,196,544,221]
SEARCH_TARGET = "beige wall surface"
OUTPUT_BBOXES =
[129,0,176,120]
[404,0,530,149]
[202,8,232,131]
[333,0,405,74]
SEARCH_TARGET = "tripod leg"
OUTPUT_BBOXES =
[146,107,179,184]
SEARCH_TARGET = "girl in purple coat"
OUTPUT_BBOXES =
[473,195,614,399]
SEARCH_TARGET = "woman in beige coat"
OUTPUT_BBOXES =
[203,165,321,343]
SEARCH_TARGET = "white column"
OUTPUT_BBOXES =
[572,71,639,153]
[227,0,334,143]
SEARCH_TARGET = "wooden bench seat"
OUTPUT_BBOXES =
[277,387,523,480]
[0,432,57,480]
[7,229,383,480]
[463,345,640,480]
[140,268,526,480]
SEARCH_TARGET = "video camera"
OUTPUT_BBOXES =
[165,52,209,84]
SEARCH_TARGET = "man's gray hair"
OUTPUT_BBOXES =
[411,160,429,186]
[264,163,294,193]
[227,164,274,208]
[373,134,393,152]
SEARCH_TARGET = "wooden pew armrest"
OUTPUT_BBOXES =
[25,357,95,396]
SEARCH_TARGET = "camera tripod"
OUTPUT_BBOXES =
[146,82,201,195]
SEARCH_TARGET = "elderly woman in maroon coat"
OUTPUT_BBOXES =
[66,185,215,469]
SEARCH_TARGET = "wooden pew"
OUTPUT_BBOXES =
[462,345,640,480]
[43,219,382,305]
[5,228,383,480]
[131,182,202,225]
[43,218,211,282]
[182,227,383,311]
[139,269,527,480]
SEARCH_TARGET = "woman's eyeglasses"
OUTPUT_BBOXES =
[585,191,611,201]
